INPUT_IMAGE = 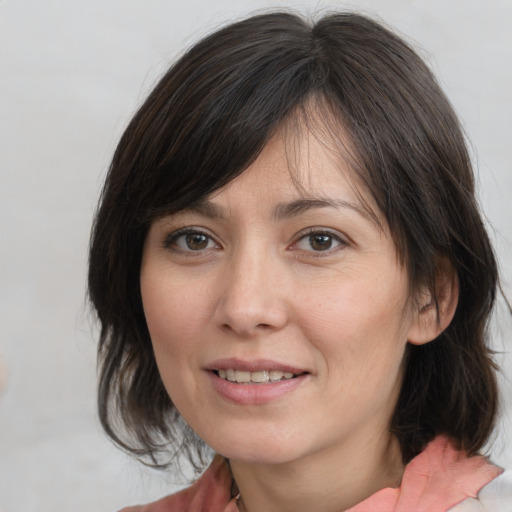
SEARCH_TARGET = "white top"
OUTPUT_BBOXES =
[449,470,512,511]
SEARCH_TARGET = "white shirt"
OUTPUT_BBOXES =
[450,470,512,511]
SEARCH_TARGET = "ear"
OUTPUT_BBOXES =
[407,259,459,346]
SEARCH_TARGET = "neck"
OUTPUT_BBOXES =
[230,429,404,512]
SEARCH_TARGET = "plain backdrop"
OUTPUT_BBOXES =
[0,0,511,511]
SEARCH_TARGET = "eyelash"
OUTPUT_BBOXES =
[291,228,347,256]
[163,227,219,254]
[163,227,348,256]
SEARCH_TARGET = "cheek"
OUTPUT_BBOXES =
[295,270,411,378]
[141,267,212,348]
[140,276,198,392]
[140,273,206,412]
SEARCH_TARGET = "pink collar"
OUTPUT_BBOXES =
[347,436,502,512]
[132,436,501,512]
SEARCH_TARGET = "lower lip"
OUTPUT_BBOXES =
[207,371,308,404]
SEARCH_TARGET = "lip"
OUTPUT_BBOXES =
[205,357,307,374]
[205,358,310,405]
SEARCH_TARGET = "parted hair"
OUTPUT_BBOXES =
[88,11,500,469]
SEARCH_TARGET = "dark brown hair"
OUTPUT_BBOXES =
[88,11,500,469]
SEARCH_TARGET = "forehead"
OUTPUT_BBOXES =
[208,117,383,228]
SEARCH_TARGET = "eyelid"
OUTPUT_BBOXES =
[290,227,349,254]
[163,226,220,253]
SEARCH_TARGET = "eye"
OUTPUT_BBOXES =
[164,228,218,252]
[293,230,346,253]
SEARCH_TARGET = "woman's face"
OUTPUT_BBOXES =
[140,129,421,466]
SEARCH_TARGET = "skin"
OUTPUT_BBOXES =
[140,126,454,512]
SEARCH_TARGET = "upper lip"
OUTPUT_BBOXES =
[205,358,308,374]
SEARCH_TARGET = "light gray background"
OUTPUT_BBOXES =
[1,0,511,511]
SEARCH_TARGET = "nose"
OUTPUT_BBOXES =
[214,250,288,337]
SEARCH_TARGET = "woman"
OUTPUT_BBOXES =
[88,11,511,511]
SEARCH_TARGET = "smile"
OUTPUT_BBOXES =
[208,367,309,404]
[216,369,299,384]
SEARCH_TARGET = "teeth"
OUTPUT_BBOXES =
[235,370,251,383]
[251,370,269,383]
[269,370,284,381]
[216,369,298,384]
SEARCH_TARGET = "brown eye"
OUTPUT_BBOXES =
[185,233,209,250]
[165,228,217,252]
[309,234,333,251]
[294,230,346,253]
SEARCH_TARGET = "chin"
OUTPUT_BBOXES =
[219,447,297,466]
[204,430,307,466]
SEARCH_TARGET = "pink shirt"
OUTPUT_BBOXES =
[122,436,502,512]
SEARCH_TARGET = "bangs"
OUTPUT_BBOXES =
[121,13,327,225]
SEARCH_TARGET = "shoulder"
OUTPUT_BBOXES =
[117,455,236,512]
[449,469,512,512]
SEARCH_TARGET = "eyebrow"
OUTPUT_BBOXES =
[272,198,375,222]
[180,197,379,225]
[181,199,225,218]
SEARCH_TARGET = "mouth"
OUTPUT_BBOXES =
[206,359,309,403]
[214,369,305,384]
